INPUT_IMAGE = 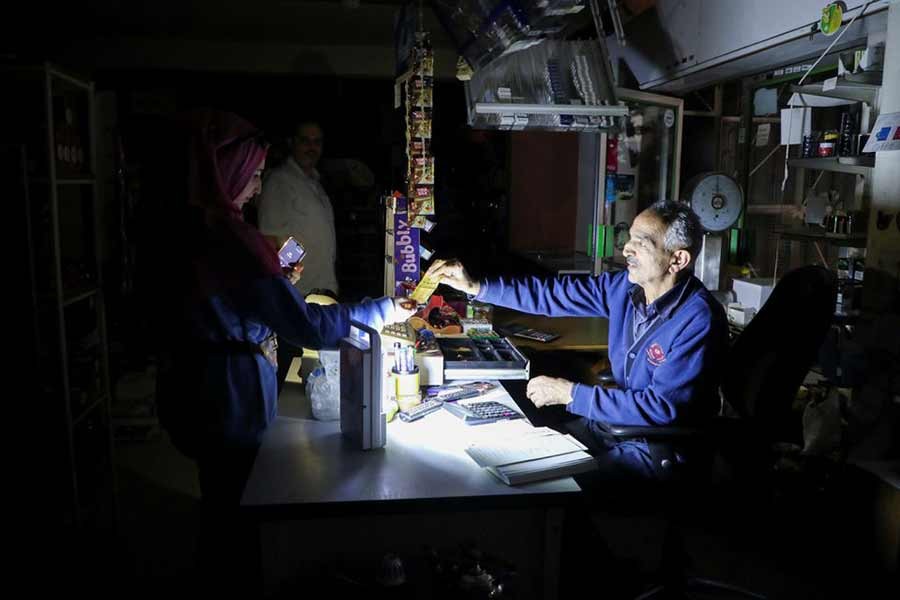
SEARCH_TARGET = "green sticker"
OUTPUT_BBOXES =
[820,2,845,37]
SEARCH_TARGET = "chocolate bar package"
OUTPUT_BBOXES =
[411,75,434,90]
[410,139,431,156]
[413,156,435,185]
[414,185,434,200]
[411,87,433,108]
[411,119,432,139]
[392,199,420,297]
[410,215,431,229]
[410,197,435,216]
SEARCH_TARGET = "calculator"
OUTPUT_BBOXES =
[496,322,559,343]
[443,400,523,425]
[398,398,444,422]
[512,328,560,343]
[382,321,417,344]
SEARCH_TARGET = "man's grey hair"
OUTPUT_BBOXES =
[647,200,703,262]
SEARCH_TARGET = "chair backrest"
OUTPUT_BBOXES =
[721,265,836,445]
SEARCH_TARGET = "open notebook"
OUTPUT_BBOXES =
[465,427,597,485]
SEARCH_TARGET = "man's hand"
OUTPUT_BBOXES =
[526,376,575,408]
[285,263,304,285]
[424,258,480,296]
[390,297,418,323]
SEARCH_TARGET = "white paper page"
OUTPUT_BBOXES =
[755,123,770,146]
[465,432,587,468]
[462,418,535,444]
[780,108,812,145]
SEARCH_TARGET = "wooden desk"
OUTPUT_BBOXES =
[242,384,580,598]
[493,306,609,351]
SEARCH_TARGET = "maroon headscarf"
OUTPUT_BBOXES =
[183,109,282,295]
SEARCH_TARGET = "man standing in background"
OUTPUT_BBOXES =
[258,119,339,394]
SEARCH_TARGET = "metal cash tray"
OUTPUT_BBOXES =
[437,336,530,381]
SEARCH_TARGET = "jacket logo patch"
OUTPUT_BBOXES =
[646,343,666,366]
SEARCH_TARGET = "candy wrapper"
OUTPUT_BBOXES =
[410,109,432,139]
[413,156,435,185]
[410,197,435,215]
[410,139,431,156]
[411,215,431,229]
[411,86,433,108]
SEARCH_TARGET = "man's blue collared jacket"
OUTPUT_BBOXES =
[477,271,728,471]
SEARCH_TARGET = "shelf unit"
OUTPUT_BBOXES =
[771,226,868,316]
[790,79,881,105]
[786,155,875,175]
[2,63,116,529]
[774,71,880,300]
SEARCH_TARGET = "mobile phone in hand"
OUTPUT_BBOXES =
[278,237,306,269]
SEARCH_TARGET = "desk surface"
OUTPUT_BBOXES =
[242,385,580,509]
[493,307,609,352]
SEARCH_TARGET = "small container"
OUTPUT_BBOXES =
[802,134,818,158]
[837,257,850,280]
[833,213,847,234]
[852,257,865,282]
[393,367,421,411]
[817,141,835,157]
[838,112,855,156]
[466,301,494,322]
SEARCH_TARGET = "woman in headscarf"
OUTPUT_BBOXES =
[151,109,412,506]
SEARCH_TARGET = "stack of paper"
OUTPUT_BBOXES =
[465,428,597,485]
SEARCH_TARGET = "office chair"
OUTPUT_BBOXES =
[597,265,837,599]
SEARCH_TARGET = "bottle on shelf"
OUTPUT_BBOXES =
[67,104,84,175]
[838,111,856,157]
[852,256,865,282]
[836,257,851,280]
[53,96,70,177]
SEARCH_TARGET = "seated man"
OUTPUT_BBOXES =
[426,200,727,481]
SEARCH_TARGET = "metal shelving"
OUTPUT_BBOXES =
[790,79,880,105]
[787,155,875,175]
[62,286,100,307]
[73,394,107,427]
[31,177,97,185]
[773,228,868,248]
[5,63,116,529]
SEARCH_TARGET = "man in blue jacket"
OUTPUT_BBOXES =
[426,200,727,481]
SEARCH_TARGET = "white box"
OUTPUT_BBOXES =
[732,278,775,312]
[727,303,756,327]
[415,351,444,386]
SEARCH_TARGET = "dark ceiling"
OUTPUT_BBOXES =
[13,1,454,48]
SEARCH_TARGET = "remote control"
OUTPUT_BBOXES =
[398,398,444,422]
[432,388,481,403]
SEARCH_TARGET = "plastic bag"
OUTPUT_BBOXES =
[801,387,843,456]
[306,350,340,421]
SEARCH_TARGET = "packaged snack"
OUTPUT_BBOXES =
[413,157,435,185]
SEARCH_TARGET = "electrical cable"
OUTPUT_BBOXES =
[781,1,875,192]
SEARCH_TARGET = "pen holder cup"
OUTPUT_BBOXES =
[393,367,421,411]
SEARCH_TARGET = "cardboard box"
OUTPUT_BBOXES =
[727,303,755,327]
[732,278,775,312]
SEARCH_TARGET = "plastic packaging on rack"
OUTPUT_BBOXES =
[465,39,617,132]
[434,1,588,70]
[306,350,341,421]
